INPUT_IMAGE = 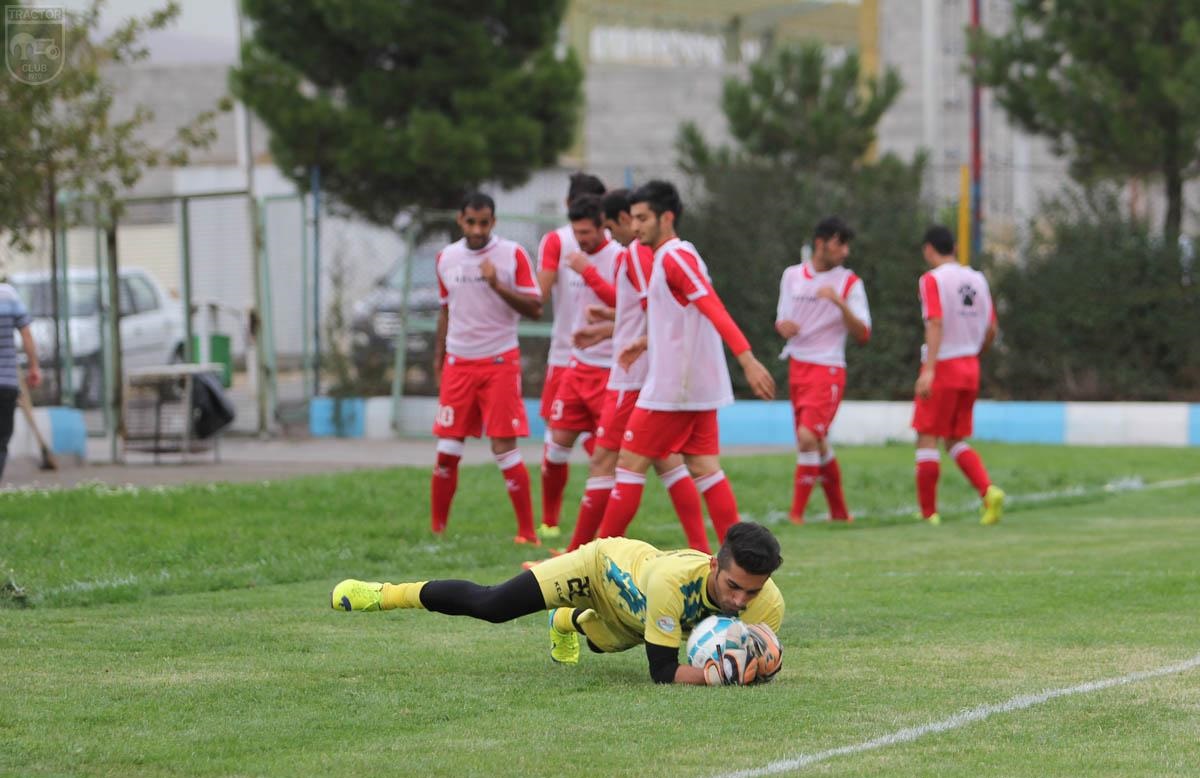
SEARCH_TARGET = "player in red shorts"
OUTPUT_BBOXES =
[555,188,710,554]
[431,192,543,543]
[912,225,1005,526]
[536,173,607,538]
[593,180,775,543]
[775,216,871,523]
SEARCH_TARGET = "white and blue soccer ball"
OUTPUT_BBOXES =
[686,614,744,668]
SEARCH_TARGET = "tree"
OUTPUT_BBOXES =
[231,0,582,225]
[678,42,902,176]
[970,0,1200,243]
[677,42,928,399]
[0,0,228,404]
[0,0,227,250]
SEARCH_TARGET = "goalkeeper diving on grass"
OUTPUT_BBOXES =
[331,521,784,685]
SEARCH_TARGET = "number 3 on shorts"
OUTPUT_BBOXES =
[550,399,564,422]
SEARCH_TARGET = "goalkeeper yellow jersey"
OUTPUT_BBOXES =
[533,537,785,651]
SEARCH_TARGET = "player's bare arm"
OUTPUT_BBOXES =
[586,304,615,323]
[536,268,557,317]
[816,286,870,344]
[737,351,776,401]
[572,321,614,350]
[482,259,543,319]
[916,318,943,399]
[617,335,648,370]
[981,317,998,354]
[433,306,449,384]
[19,325,41,388]
[775,319,800,338]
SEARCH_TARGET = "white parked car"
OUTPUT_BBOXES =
[10,267,187,407]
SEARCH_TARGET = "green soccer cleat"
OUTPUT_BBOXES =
[548,611,580,665]
[981,485,1005,526]
[536,523,562,540]
[924,513,942,526]
[331,579,383,612]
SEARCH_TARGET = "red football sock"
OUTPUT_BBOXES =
[540,441,572,528]
[566,475,615,551]
[496,449,536,540]
[950,442,991,497]
[660,464,709,553]
[431,439,464,534]
[916,448,941,518]
[595,468,646,538]
[791,451,821,523]
[695,470,739,543]
[820,447,851,520]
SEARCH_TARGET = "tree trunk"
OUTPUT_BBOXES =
[1163,119,1183,249]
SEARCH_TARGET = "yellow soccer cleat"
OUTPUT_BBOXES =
[548,611,580,665]
[981,485,1005,526]
[331,579,383,612]
[536,523,562,540]
[924,513,942,526]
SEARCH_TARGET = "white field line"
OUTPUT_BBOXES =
[711,653,1200,778]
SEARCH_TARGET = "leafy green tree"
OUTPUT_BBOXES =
[679,42,901,176]
[677,42,928,399]
[970,0,1200,243]
[0,0,226,250]
[231,0,582,225]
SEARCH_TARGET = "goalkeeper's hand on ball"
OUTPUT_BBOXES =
[744,623,783,682]
[703,646,759,686]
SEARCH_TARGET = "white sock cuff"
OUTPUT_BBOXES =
[544,441,573,464]
[916,448,941,464]
[585,475,616,492]
[949,442,971,459]
[615,467,647,486]
[436,439,465,457]
[658,464,689,489]
[796,451,821,466]
[494,449,523,470]
[694,470,726,493]
[543,429,554,444]
[819,446,836,465]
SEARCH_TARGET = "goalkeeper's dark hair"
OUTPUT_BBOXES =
[716,522,782,576]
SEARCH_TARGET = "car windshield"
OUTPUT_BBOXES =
[12,279,101,317]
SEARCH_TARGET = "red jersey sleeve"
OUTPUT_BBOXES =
[513,246,541,296]
[663,249,751,355]
[580,264,617,306]
[436,251,448,306]
[662,248,711,303]
[538,231,561,272]
[919,272,942,320]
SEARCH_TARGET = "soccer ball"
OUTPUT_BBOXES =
[686,615,744,668]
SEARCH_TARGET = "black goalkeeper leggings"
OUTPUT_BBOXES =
[419,571,546,624]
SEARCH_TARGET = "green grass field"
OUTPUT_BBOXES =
[2,443,1198,777]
